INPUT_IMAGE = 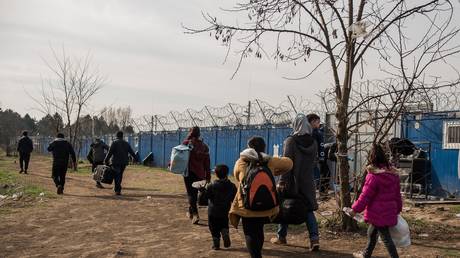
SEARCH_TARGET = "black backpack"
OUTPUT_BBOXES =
[241,159,279,211]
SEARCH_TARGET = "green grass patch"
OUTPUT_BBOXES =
[0,163,54,198]
[74,162,93,176]
[23,185,53,198]
[442,249,460,258]
[0,168,19,195]
[451,205,460,213]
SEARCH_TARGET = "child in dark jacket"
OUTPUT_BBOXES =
[206,164,237,250]
[351,144,402,258]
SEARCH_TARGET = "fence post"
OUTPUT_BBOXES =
[163,132,166,168]
[266,126,270,155]
[214,128,218,168]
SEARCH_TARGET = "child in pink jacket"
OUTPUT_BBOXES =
[351,144,402,258]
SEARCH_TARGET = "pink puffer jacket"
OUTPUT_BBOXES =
[352,165,402,227]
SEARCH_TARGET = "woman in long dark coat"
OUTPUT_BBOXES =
[271,113,320,251]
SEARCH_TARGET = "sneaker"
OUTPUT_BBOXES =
[115,191,121,196]
[19,170,23,174]
[353,251,364,258]
[192,214,200,224]
[96,182,104,189]
[24,170,28,174]
[310,239,320,252]
[270,237,287,245]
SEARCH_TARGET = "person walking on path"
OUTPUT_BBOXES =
[17,130,33,174]
[206,164,237,250]
[351,144,402,258]
[88,138,109,188]
[104,131,138,196]
[271,113,321,251]
[47,133,76,195]
[229,136,293,258]
[182,126,211,224]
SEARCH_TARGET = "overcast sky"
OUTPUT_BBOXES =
[1,0,459,120]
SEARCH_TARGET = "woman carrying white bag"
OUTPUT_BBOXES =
[348,144,406,258]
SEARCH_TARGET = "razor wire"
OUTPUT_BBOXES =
[133,96,324,132]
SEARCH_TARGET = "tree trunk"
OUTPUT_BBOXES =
[336,44,358,230]
[336,106,357,231]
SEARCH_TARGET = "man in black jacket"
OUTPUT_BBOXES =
[47,133,76,195]
[88,138,109,188]
[206,164,237,250]
[104,131,138,195]
[17,131,33,174]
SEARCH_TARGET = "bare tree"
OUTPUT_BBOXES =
[30,46,105,159]
[185,0,460,230]
[101,106,133,132]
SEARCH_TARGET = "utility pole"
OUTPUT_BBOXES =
[150,115,154,154]
[246,101,251,125]
[91,116,95,139]
[151,116,154,132]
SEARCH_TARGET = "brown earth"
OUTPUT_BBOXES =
[1,155,459,258]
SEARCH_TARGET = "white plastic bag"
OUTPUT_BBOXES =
[390,215,411,247]
[379,215,411,248]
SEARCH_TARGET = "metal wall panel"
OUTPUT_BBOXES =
[403,112,460,197]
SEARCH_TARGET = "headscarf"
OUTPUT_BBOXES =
[187,126,201,139]
[291,113,312,136]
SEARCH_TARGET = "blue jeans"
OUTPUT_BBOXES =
[277,211,319,241]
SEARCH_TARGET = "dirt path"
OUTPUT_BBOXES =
[1,156,459,258]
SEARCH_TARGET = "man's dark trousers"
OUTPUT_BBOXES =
[19,152,31,172]
[52,163,68,188]
[112,165,127,193]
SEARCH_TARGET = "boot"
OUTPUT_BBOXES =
[57,185,64,195]
[310,239,320,252]
[212,237,220,250]
[221,228,231,248]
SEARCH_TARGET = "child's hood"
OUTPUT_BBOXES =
[366,165,400,187]
[366,165,399,175]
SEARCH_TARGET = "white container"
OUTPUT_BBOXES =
[273,144,280,157]
[342,207,364,222]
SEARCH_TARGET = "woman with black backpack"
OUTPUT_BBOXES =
[229,136,292,258]
[270,113,320,252]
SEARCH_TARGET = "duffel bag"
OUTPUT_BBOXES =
[93,165,114,184]
[198,186,208,206]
